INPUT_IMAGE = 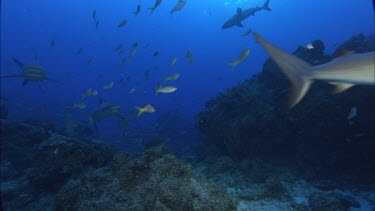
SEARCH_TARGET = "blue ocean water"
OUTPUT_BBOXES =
[1,1,375,210]
[1,0,374,137]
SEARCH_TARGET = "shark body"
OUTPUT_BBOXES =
[222,0,271,29]
[1,58,54,86]
[253,32,375,107]
[89,102,124,129]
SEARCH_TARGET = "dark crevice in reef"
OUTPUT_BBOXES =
[196,33,375,185]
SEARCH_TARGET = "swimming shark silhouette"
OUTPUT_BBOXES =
[222,0,271,29]
[1,58,56,86]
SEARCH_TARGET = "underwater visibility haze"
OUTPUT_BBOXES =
[1,0,375,210]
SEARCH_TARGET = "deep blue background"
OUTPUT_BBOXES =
[1,0,374,138]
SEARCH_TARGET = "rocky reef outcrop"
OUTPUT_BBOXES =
[196,34,375,184]
[193,155,374,210]
[0,119,235,210]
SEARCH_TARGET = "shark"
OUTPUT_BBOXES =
[222,0,271,29]
[253,32,375,108]
[1,58,55,86]
[89,101,124,129]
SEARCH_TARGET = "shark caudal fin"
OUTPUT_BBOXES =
[253,32,313,108]
[263,0,271,11]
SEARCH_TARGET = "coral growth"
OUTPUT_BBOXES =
[0,119,234,210]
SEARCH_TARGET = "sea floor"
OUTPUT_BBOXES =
[192,156,375,210]
[1,119,374,210]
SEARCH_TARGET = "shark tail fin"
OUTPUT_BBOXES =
[12,58,24,69]
[228,61,239,70]
[135,106,145,117]
[263,0,271,11]
[253,32,313,108]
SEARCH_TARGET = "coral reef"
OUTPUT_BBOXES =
[52,148,234,210]
[0,119,234,210]
[0,119,115,209]
[193,155,374,210]
[196,34,375,184]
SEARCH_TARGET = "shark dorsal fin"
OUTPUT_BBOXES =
[12,58,24,69]
[236,8,242,16]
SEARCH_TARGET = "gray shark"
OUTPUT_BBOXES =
[89,102,124,129]
[222,0,271,29]
[253,32,375,108]
[0,58,55,86]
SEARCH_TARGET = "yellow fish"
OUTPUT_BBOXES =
[103,81,114,90]
[135,104,155,117]
[73,103,87,109]
[81,88,98,100]
[228,49,250,70]
[164,72,180,83]
[169,57,177,67]
[155,83,177,95]
[129,88,136,94]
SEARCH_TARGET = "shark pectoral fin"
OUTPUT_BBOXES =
[289,77,313,108]
[329,82,355,94]
[22,79,29,86]
[12,58,24,69]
